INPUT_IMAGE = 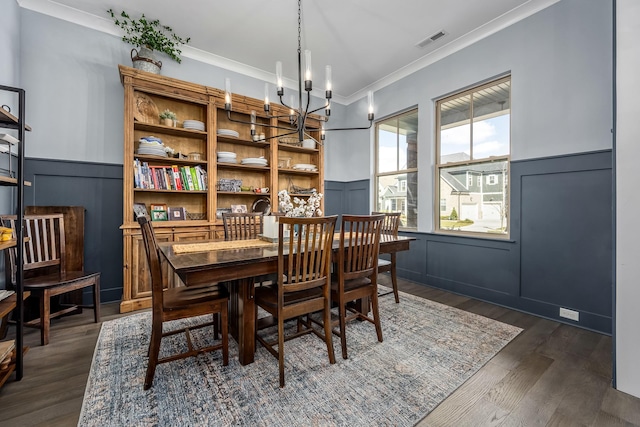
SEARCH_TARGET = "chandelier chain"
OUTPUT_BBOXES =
[297,0,302,55]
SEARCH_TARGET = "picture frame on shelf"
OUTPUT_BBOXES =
[231,204,248,213]
[133,202,148,220]
[167,207,186,221]
[149,203,167,212]
[151,210,168,221]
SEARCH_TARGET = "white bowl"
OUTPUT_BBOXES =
[302,139,316,149]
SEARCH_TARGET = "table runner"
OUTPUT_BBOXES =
[172,238,275,254]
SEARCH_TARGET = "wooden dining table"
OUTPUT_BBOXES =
[158,233,414,365]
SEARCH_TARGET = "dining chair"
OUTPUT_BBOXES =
[222,212,264,240]
[331,214,384,359]
[1,213,101,346]
[372,211,402,303]
[254,215,338,387]
[223,211,274,286]
[137,216,229,390]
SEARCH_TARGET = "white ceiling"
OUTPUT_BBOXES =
[19,0,559,104]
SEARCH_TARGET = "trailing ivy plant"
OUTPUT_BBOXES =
[107,9,191,63]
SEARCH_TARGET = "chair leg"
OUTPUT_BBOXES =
[213,312,219,340]
[323,299,336,365]
[144,320,163,390]
[371,288,383,343]
[278,316,285,387]
[221,305,229,366]
[93,276,101,323]
[390,254,399,304]
[0,315,8,340]
[339,302,348,359]
[40,289,51,346]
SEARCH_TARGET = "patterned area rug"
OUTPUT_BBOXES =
[79,288,521,426]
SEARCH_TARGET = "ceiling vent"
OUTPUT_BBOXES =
[416,30,447,48]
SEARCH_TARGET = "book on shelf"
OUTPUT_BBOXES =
[197,166,208,190]
[183,166,195,190]
[171,165,183,190]
[165,167,176,190]
[180,167,190,190]
[189,167,200,191]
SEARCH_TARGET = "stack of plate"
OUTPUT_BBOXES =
[293,163,317,171]
[217,128,240,138]
[217,151,237,163]
[137,136,167,157]
[183,120,205,131]
[241,157,268,167]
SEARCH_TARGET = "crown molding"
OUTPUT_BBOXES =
[18,0,558,106]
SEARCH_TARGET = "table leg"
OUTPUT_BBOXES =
[229,278,255,365]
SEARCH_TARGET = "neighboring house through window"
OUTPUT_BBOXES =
[375,109,418,228]
[435,76,511,237]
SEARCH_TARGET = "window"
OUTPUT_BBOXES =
[375,109,418,229]
[440,198,447,212]
[435,76,510,237]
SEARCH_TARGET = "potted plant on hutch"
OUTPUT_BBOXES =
[107,9,191,74]
[159,109,177,127]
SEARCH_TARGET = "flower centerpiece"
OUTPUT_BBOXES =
[278,189,323,217]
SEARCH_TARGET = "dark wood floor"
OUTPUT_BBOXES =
[0,277,639,427]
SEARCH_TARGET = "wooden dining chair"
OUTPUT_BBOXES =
[223,211,274,286]
[331,214,384,359]
[137,216,229,390]
[254,215,338,387]
[222,212,264,240]
[1,213,101,346]
[372,211,402,303]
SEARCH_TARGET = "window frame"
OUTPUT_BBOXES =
[434,75,511,239]
[374,108,419,230]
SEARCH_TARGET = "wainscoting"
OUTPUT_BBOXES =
[23,158,124,303]
[327,150,613,334]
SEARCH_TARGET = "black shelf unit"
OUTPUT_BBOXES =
[0,85,27,381]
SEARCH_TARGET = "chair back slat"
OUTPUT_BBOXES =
[338,214,384,281]
[222,212,264,240]
[278,216,337,294]
[372,211,401,237]
[1,214,65,277]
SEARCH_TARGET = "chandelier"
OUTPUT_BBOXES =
[224,0,374,143]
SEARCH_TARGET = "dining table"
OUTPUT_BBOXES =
[158,233,414,365]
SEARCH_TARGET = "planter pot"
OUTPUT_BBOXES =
[161,118,174,126]
[131,46,162,74]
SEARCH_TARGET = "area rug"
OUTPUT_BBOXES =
[78,288,521,426]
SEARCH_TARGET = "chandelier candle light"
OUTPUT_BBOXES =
[224,0,375,144]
